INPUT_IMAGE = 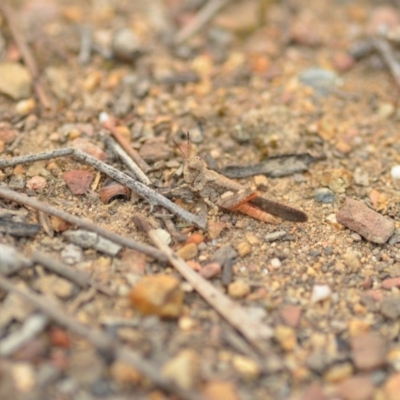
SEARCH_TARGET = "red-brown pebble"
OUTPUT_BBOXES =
[381,277,400,290]
[332,52,355,72]
[279,305,302,328]
[301,383,325,400]
[336,198,395,244]
[351,332,387,370]
[186,233,205,245]
[199,262,221,279]
[64,170,94,195]
[48,327,70,348]
[336,374,374,400]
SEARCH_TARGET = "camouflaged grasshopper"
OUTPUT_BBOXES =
[183,154,308,224]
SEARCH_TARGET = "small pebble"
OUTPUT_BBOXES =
[274,325,297,351]
[161,350,200,389]
[199,263,221,279]
[245,232,260,245]
[314,188,336,203]
[15,98,36,115]
[61,244,83,264]
[129,275,184,318]
[111,28,143,62]
[311,284,332,303]
[64,170,94,195]
[235,241,252,257]
[380,295,400,319]
[336,374,374,400]
[351,332,387,370]
[279,305,302,328]
[381,277,400,290]
[391,165,400,179]
[337,198,395,244]
[110,361,141,385]
[208,220,226,239]
[323,363,353,383]
[384,372,400,400]
[265,231,287,242]
[270,258,281,269]
[0,62,32,99]
[231,355,260,381]
[203,381,238,400]
[11,363,36,392]
[176,243,198,260]
[228,280,251,298]
[26,176,47,192]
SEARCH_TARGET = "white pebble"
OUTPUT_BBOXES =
[270,258,281,269]
[391,165,400,179]
[311,284,332,303]
[99,111,110,124]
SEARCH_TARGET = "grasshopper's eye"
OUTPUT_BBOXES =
[187,156,203,170]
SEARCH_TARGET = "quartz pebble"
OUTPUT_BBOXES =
[391,165,400,179]
[381,277,400,290]
[336,198,395,244]
[311,284,332,303]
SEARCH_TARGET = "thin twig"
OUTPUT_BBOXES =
[78,25,92,65]
[106,137,152,185]
[133,214,273,355]
[0,275,203,400]
[103,120,151,173]
[174,0,231,45]
[0,3,52,109]
[373,37,400,88]
[32,250,113,296]
[0,185,167,262]
[0,148,207,229]
[0,148,74,167]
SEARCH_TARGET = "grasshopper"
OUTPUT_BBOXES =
[183,154,308,224]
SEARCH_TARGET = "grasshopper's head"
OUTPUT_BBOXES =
[183,156,206,184]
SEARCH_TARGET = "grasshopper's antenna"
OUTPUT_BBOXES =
[173,131,191,160]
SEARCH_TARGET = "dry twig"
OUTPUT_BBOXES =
[372,37,400,88]
[106,137,152,185]
[0,274,203,400]
[174,0,231,45]
[103,120,151,173]
[32,250,113,296]
[0,148,207,229]
[0,185,167,262]
[133,214,273,355]
[0,3,52,109]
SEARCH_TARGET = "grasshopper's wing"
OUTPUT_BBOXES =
[249,196,308,222]
[216,188,254,210]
